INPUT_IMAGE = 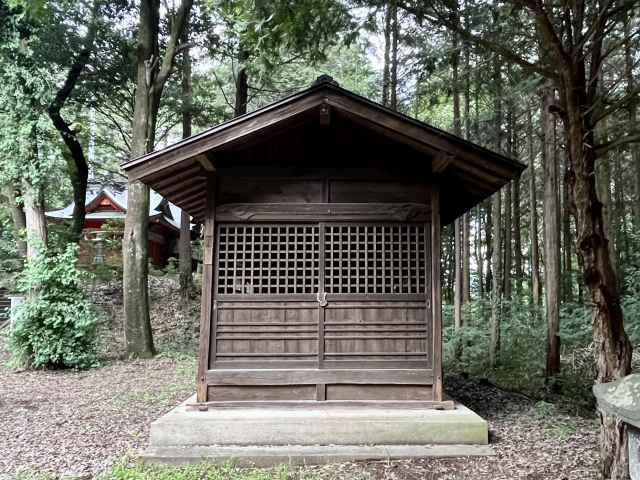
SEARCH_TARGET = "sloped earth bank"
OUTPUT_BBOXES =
[0,278,599,479]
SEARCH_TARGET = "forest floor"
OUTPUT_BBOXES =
[0,277,600,479]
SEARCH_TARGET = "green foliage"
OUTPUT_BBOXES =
[444,297,594,411]
[101,219,125,250]
[622,244,640,345]
[8,244,99,369]
[101,459,298,480]
[165,257,178,275]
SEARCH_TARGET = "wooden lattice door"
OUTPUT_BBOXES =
[210,221,433,402]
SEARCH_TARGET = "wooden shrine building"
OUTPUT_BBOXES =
[123,76,525,409]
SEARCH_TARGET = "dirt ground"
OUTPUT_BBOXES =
[0,277,600,479]
[0,341,599,479]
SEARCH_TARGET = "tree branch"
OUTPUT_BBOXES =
[398,1,558,79]
[594,131,640,156]
[154,0,193,93]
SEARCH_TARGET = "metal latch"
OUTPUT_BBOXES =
[316,291,328,307]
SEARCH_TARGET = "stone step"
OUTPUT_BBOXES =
[141,444,495,468]
[149,395,489,449]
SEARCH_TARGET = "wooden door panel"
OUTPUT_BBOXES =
[324,303,430,365]
[212,303,318,368]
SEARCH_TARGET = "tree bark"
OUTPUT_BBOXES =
[513,175,523,296]
[381,3,392,107]
[612,154,625,288]
[2,184,27,257]
[123,0,192,359]
[22,180,47,260]
[489,58,502,368]
[451,8,462,334]
[485,199,493,298]
[503,94,514,299]
[463,213,470,303]
[562,148,574,302]
[542,86,561,377]
[179,23,193,302]
[527,107,541,308]
[389,0,398,111]
[475,205,484,299]
[503,178,512,299]
[461,37,471,306]
[235,49,249,116]
[22,133,47,260]
[490,188,502,368]
[562,82,632,480]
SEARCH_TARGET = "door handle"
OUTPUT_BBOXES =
[316,291,328,307]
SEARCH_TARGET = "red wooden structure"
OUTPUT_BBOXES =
[46,185,181,265]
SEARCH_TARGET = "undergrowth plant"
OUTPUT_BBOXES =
[8,244,99,369]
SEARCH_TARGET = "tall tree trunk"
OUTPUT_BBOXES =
[475,205,484,299]
[22,181,47,260]
[23,133,47,260]
[527,107,541,308]
[612,152,625,289]
[485,200,493,298]
[454,220,462,332]
[451,10,462,334]
[560,77,632,480]
[123,0,192,358]
[389,0,398,111]
[503,178,512,299]
[463,213,470,303]
[179,23,193,303]
[503,96,514,299]
[542,86,561,377]
[597,120,615,273]
[513,175,523,296]
[490,189,502,367]
[562,149,574,302]
[461,38,471,306]
[489,58,502,368]
[381,3,392,106]
[2,184,27,257]
[235,49,249,116]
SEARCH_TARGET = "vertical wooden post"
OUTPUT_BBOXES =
[196,175,216,403]
[317,222,326,401]
[431,182,443,401]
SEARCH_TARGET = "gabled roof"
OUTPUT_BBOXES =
[122,76,526,224]
[46,185,182,230]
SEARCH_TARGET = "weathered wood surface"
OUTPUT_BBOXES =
[216,203,430,222]
[431,182,443,401]
[196,176,216,402]
[185,399,455,411]
[205,369,434,385]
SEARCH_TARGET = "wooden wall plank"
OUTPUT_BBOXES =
[326,384,433,401]
[205,368,434,385]
[196,175,216,402]
[430,181,443,401]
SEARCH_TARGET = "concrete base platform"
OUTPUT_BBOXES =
[142,395,491,466]
[142,444,494,467]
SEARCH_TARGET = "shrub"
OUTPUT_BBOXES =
[8,244,99,369]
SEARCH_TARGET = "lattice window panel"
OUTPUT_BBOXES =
[217,224,319,295]
[325,224,426,294]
